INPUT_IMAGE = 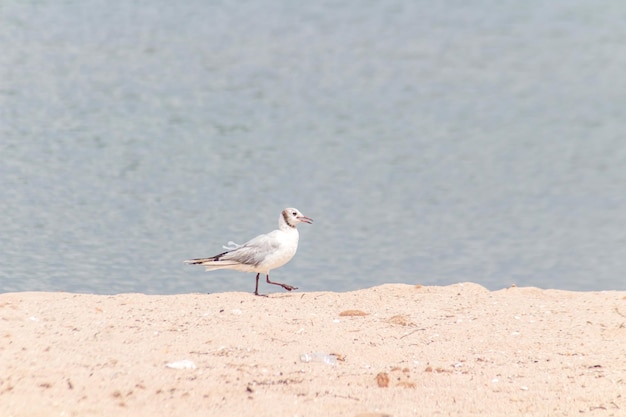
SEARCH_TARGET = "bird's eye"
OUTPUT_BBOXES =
[292,211,297,216]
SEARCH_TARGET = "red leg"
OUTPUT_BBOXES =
[254,273,268,297]
[265,274,298,292]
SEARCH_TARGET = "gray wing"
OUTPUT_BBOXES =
[219,232,281,266]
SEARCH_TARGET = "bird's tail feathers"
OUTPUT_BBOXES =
[184,249,229,265]
[184,257,216,265]
[184,256,241,271]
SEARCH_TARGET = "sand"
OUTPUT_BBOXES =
[1,283,625,416]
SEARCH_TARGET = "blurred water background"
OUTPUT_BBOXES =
[2,1,626,294]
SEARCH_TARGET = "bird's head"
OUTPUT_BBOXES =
[281,208,313,228]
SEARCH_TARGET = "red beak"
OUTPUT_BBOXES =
[298,215,313,224]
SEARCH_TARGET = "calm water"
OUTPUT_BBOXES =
[2,1,626,294]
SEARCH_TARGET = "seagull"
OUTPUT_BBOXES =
[184,208,313,296]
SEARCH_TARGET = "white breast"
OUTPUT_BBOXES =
[256,228,300,273]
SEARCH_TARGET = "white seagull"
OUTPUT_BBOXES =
[184,208,313,296]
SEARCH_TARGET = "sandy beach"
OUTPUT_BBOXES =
[1,283,625,416]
